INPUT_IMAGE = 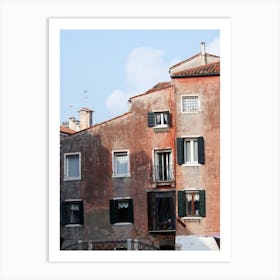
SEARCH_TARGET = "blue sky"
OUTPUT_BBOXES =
[60,30,219,125]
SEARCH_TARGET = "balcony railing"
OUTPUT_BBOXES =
[62,239,159,250]
[152,165,174,182]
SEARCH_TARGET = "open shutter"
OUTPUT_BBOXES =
[199,190,206,217]
[178,191,186,217]
[61,202,67,225]
[79,201,84,225]
[176,138,184,165]
[166,111,171,127]
[198,136,205,164]
[147,112,155,127]
[128,199,134,223]
[109,200,116,224]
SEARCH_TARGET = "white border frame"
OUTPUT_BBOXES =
[49,17,231,262]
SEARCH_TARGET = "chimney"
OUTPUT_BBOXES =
[68,116,79,131]
[78,107,93,130]
[201,42,206,65]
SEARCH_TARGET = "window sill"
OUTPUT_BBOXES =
[153,126,169,132]
[182,216,202,221]
[181,111,200,114]
[64,177,81,181]
[65,224,83,227]
[182,163,201,167]
[113,222,133,226]
[112,174,131,178]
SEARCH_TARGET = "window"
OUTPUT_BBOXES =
[110,198,134,224]
[176,137,205,165]
[182,95,200,113]
[153,150,173,182]
[61,200,84,226]
[147,111,170,128]
[64,152,81,180]
[112,151,130,177]
[147,191,176,232]
[178,190,206,218]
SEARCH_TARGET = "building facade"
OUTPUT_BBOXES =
[60,47,220,250]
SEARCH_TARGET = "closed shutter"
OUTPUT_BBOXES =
[109,200,116,224]
[199,190,206,217]
[178,191,186,217]
[198,137,205,164]
[176,138,184,165]
[147,112,155,127]
[166,112,171,127]
[128,199,134,223]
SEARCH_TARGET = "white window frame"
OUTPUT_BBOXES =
[64,152,81,181]
[181,95,200,113]
[154,111,169,128]
[183,138,200,166]
[153,148,173,182]
[112,150,130,178]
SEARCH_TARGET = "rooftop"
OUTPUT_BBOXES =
[171,61,220,78]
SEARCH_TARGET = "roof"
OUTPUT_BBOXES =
[171,61,220,78]
[60,126,76,135]
[129,82,172,100]
[169,52,220,70]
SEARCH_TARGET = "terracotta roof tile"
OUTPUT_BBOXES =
[171,61,220,78]
[60,126,76,134]
[129,82,172,100]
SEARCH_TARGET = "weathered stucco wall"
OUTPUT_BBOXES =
[60,85,176,246]
[173,75,220,236]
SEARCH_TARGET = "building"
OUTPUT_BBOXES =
[60,44,220,250]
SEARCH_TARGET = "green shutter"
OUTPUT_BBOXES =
[198,137,205,164]
[79,201,84,225]
[178,191,186,217]
[109,200,116,224]
[147,112,155,127]
[199,190,206,217]
[176,138,184,165]
[61,202,67,225]
[128,199,134,223]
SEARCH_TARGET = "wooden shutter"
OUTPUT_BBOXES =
[79,201,84,225]
[178,191,186,217]
[176,138,184,165]
[198,136,205,164]
[109,200,116,224]
[61,202,67,225]
[147,112,155,127]
[128,199,134,223]
[199,190,206,217]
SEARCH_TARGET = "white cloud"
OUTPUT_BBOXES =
[106,46,174,117]
[206,36,220,56]
[125,46,171,93]
[105,89,130,116]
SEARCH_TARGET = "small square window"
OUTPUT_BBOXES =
[182,96,199,113]
[64,153,81,180]
[147,111,170,128]
[154,112,169,127]
[110,198,134,224]
[112,151,130,177]
[62,200,84,225]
